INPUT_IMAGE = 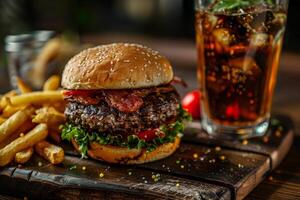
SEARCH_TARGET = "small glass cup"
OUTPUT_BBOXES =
[195,0,289,138]
[5,31,55,90]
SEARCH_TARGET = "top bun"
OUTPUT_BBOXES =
[61,43,173,89]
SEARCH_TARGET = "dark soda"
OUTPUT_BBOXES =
[196,7,286,126]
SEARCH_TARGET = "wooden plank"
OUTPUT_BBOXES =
[63,140,271,200]
[246,170,300,200]
[138,143,269,200]
[0,155,231,200]
[60,116,293,200]
[246,137,300,200]
[0,116,293,200]
[0,195,20,200]
[183,115,294,169]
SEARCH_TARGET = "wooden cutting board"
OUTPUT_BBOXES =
[0,115,294,200]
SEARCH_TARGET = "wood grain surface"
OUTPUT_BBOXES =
[0,116,293,200]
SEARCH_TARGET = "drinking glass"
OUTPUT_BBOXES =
[195,0,289,138]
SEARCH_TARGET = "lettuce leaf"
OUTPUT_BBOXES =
[61,105,191,158]
[211,0,275,13]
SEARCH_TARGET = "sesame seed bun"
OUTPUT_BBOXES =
[71,137,180,164]
[61,43,174,89]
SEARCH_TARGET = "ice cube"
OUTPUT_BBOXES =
[213,28,231,46]
[205,14,218,30]
[273,13,287,25]
[206,77,227,93]
[250,33,268,48]
[228,57,261,76]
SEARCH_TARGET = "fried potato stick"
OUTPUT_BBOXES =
[0,107,34,143]
[35,140,64,164]
[9,91,63,106]
[0,123,48,166]
[15,147,34,164]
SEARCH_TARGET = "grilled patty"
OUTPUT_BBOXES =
[65,91,180,135]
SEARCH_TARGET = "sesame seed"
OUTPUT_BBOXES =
[205,149,211,154]
[275,130,282,137]
[219,155,226,160]
[263,137,269,143]
[242,140,248,145]
[215,146,221,151]
[82,166,86,171]
[99,172,104,178]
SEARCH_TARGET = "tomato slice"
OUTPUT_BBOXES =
[182,90,201,119]
[137,129,164,142]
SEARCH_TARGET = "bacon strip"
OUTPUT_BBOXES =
[171,76,188,87]
[63,85,177,112]
[104,90,143,113]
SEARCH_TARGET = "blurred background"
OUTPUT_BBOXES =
[0,0,299,129]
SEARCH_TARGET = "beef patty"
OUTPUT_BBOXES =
[65,91,180,135]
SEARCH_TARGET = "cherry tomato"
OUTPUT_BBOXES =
[182,90,201,119]
[137,129,164,142]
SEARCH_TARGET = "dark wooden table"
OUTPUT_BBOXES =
[0,35,299,199]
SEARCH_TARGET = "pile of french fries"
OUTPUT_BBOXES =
[0,75,66,167]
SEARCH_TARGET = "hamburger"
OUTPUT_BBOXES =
[61,43,191,164]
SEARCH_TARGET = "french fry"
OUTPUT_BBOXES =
[48,130,62,144]
[2,105,25,118]
[9,91,63,106]
[43,75,60,91]
[0,120,35,149]
[0,90,17,110]
[0,117,6,125]
[0,123,48,166]
[32,107,65,126]
[15,147,33,164]
[50,102,66,113]
[16,77,32,93]
[0,107,34,143]
[35,140,64,164]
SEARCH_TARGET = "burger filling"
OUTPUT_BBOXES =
[61,85,191,158]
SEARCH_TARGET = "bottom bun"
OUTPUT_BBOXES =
[71,137,180,164]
